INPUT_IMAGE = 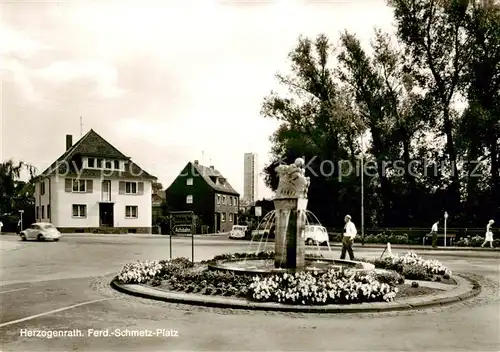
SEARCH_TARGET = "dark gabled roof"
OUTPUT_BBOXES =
[38,129,156,180]
[190,162,239,195]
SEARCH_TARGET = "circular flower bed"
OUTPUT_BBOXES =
[115,251,452,305]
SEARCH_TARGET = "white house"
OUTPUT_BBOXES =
[33,129,157,233]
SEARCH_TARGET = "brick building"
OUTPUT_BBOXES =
[165,160,239,233]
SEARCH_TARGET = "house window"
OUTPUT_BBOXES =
[88,158,95,167]
[221,212,226,222]
[105,161,112,169]
[40,181,46,195]
[97,159,103,168]
[229,213,233,222]
[41,205,45,219]
[114,160,119,169]
[217,194,221,204]
[72,204,86,218]
[222,196,226,205]
[36,206,39,219]
[72,179,86,192]
[125,182,137,194]
[125,205,138,218]
[47,205,51,219]
[186,178,193,185]
[229,197,233,206]
[186,195,193,204]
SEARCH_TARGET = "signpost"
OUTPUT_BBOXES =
[255,206,261,231]
[169,211,195,262]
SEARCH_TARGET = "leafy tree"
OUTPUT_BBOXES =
[388,0,475,213]
[0,159,36,214]
[459,0,500,221]
[152,181,164,193]
[261,34,360,226]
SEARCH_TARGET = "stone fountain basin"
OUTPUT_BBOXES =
[207,258,375,275]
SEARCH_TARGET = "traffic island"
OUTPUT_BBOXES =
[111,274,480,313]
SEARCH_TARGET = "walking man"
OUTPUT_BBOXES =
[340,215,356,260]
[431,220,439,248]
[0,220,3,235]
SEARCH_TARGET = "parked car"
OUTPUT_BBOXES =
[228,225,248,239]
[19,222,61,242]
[251,224,274,239]
[304,225,329,245]
[251,221,328,245]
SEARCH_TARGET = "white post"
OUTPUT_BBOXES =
[360,132,365,245]
[444,211,448,247]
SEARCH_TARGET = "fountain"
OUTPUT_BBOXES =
[208,158,374,274]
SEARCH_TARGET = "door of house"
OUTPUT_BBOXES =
[99,203,114,227]
[215,213,221,233]
[102,180,111,202]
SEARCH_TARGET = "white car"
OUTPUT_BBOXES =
[251,223,329,245]
[228,225,248,239]
[19,222,61,242]
[304,225,329,245]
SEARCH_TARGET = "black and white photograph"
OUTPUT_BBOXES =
[1,0,499,351]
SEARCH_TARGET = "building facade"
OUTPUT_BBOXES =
[165,160,239,233]
[152,190,166,219]
[33,130,157,233]
[243,152,258,205]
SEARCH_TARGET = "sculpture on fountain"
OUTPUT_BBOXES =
[273,158,311,270]
[274,158,310,200]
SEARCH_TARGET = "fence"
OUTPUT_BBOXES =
[326,227,490,244]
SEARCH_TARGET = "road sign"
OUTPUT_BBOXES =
[255,206,262,217]
[168,211,196,263]
[172,225,192,236]
[18,210,24,213]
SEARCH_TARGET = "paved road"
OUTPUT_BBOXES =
[0,234,499,351]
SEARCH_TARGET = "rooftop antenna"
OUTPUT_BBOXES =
[80,116,83,137]
[202,150,205,165]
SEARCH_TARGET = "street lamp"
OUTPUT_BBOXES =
[352,122,365,245]
[444,211,448,247]
[18,210,24,232]
[360,131,365,245]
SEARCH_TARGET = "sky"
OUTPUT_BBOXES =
[1,0,394,199]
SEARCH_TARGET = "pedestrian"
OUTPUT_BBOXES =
[17,219,22,234]
[340,215,356,260]
[430,220,439,248]
[481,220,494,248]
[0,220,3,235]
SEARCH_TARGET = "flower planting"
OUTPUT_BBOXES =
[455,236,499,248]
[365,251,452,281]
[249,270,398,304]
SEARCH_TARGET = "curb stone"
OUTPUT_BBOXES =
[111,273,479,313]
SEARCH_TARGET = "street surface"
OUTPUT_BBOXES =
[1,234,499,351]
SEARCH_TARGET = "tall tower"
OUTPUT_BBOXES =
[243,152,258,204]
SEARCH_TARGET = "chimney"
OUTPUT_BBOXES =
[210,165,214,170]
[66,135,73,151]
[194,160,199,165]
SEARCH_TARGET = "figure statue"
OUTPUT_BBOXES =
[274,158,310,199]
